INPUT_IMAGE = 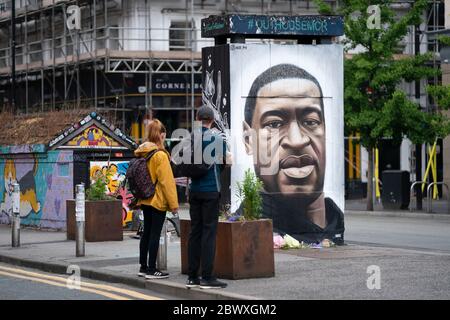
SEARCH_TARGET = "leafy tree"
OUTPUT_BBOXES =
[314,0,450,210]
[438,35,450,47]
[427,84,450,113]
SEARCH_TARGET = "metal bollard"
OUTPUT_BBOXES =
[75,183,85,257]
[156,218,167,270]
[11,183,20,248]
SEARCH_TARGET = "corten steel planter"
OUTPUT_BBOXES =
[180,219,275,280]
[66,200,123,242]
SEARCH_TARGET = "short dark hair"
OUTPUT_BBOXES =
[244,64,324,126]
[196,105,215,121]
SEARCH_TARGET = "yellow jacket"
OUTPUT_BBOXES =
[134,142,178,212]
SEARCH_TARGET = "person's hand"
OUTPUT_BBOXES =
[171,208,179,215]
[225,151,233,166]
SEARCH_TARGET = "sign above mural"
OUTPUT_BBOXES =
[48,112,138,150]
[152,74,202,94]
[201,14,344,39]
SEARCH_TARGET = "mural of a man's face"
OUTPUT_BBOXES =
[243,77,326,204]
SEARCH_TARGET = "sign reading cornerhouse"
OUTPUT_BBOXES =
[201,14,344,38]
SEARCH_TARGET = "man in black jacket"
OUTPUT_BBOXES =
[186,106,228,289]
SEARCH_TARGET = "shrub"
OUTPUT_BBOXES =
[236,169,263,220]
[86,171,114,201]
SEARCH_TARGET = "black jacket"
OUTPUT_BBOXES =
[237,193,345,244]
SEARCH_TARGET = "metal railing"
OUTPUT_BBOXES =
[427,182,450,213]
[410,180,425,211]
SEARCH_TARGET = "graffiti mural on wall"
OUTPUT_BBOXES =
[0,159,41,218]
[205,43,346,244]
[0,148,73,229]
[89,161,133,228]
[67,125,121,148]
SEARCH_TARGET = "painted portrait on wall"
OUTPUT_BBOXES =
[227,43,345,244]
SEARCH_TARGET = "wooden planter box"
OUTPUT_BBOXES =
[180,219,275,280]
[66,200,123,242]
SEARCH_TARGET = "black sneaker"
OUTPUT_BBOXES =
[200,278,227,289]
[186,278,200,288]
[145,269,169,279]
[137,266,148,277]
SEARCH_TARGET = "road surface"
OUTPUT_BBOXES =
[345,214,450,252]
[0,262,176,300]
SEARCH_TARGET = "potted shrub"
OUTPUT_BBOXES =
[66,171,123,242]
[181,169,275,279]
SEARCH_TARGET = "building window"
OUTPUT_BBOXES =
[169,21,195,51]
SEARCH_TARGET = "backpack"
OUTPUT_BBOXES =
[171,132,212,179]
[125,149,159,200]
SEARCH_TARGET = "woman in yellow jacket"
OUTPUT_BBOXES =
[135,119,178,279]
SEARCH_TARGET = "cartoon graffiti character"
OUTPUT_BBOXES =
[89,165,102,182]
[90,163,121,194]
[70,125,113,147]
[102,164,120,193]
[0,159,41,218]
[116,185,134,228]
[86,127,110,146]
[90,161,131,227]
[89,127,109,146]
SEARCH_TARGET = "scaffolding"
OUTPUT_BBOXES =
[425,0,447,112]
[0,0,210,137]
[0,0,445,138]
[0,1,325,130]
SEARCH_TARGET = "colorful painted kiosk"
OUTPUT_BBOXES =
[181,14,346,279]
[49,112,138,232]
[0,111,138,231]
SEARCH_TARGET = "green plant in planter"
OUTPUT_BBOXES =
[86,171,114,201]
[236,169,263,221]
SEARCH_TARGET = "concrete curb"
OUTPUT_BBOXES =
[0,253,258,300]
[345,210,450,220]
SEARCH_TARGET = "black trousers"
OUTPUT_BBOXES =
[139,205,166,271]
[188,191,220,280]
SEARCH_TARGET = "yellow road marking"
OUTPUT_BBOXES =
[0,265,161,300]
[0,270,129,300]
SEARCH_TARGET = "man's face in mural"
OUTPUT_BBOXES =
[243,78,326,203]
